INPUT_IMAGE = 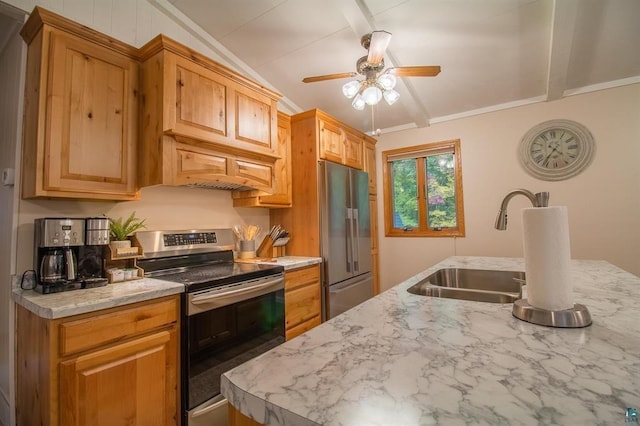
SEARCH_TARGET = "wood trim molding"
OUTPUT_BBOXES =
[20,6,139,59]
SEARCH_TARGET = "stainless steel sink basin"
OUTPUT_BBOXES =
[407,268,525,303]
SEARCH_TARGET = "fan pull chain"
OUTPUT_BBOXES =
[371,105,381,136]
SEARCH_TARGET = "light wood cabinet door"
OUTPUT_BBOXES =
[318,116,365,170]
[59,330,177,426]
[20,10,139,201]
[318,118,345,164]
[364,140,377,194]
[172,56,228,138]
[232,111,293,207]
[344,132,364,170]
[284,264,321,340]
[166,52,277,158]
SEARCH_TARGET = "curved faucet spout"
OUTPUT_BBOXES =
[495,189,549,230]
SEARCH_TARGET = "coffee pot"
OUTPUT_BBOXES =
[39,248,77,283]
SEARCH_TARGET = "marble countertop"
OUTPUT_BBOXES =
[221,256,640,425]
[12,256,321,319]
[235,256,322,270]
[13,277,184,319]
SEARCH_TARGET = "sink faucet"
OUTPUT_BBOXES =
[495,189,549,230]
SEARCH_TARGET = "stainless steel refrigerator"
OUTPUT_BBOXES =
[319,161,373,320]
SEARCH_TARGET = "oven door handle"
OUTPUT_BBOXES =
[190,276,284,309]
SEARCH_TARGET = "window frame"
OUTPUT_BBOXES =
[382,139,465,238]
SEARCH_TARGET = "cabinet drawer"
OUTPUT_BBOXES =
[59,298,178,357]
[285,264,320,291]
[285,283,321,329]
[286,316,321,341]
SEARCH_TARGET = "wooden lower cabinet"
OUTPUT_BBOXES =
[284,264,321,340]
[228,404,263,426]
[16,295,180,426]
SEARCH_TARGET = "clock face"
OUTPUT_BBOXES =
[519,120,595,181]
[528,128,580,169]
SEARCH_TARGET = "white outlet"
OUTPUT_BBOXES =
[2,168,15,186]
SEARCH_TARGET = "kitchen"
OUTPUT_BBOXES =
[1,1,639,425]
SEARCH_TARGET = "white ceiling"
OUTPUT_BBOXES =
[148,1,640,134]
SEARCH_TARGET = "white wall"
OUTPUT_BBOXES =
[0,4,26,424]
[376,84,640,291]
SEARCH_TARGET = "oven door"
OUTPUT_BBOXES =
[184,273,285,426]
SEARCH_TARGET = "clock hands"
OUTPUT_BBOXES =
[543,146,560,167]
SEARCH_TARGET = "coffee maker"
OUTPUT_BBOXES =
[34,217,109,294]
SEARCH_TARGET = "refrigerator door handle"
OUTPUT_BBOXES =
[352,208,360,272]
[346,208,353,272]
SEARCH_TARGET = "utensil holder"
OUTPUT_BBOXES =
[238,239,256,259]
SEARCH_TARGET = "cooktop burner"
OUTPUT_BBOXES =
[135,229,283,292]
[151,261,283,291]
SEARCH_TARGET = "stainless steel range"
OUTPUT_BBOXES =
[136,229,285,426]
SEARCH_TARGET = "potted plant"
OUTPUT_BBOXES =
[109,212,146,251]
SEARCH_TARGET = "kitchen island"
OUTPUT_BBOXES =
[221,256,640,425]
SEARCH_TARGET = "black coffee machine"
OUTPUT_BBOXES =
[34,217,109,293]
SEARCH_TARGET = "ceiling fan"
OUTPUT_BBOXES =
[302,30,441,110]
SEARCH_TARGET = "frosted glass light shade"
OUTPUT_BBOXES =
[383,89,400,105]
[362,85,382,105]
[352,94,366,110]
[342,80,360,99]
[377,73,397,90]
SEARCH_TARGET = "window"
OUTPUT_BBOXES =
[382,139,465,237]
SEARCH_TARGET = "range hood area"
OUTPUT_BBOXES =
[138,35,283,196]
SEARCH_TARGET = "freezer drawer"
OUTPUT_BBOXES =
[327,273,373,319]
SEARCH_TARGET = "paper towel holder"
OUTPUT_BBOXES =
[512,299,592,328]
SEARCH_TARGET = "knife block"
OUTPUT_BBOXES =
[256,236,274,258]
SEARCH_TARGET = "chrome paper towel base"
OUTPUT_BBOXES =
[512,299,592,328]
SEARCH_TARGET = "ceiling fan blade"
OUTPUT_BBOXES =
[302,72,357,83]
[388,66,441,77]
[367,30,392,65]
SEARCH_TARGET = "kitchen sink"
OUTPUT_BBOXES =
[407,268,525,303]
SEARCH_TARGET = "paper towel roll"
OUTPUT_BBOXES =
[522,206,574,311]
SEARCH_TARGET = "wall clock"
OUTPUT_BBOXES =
[519,119,595,181]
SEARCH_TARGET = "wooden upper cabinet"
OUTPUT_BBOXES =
[344,131,365,170]
[172,56,228,138]
[318,119,345,164]
[138,35,282,191]
[232,111,293,207]
[298,109,366,170]
[364,139,377,194]
[20,7,139,200]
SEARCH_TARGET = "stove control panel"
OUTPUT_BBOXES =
[164,232,218,247]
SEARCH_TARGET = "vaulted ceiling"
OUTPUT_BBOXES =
[118,1,640,134]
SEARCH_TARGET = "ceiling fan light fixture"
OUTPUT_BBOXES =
[383,88,400,105]
[377,73,397,90]
[342,80,360,99]
[362,85,383,105]
[352,94,366,110]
